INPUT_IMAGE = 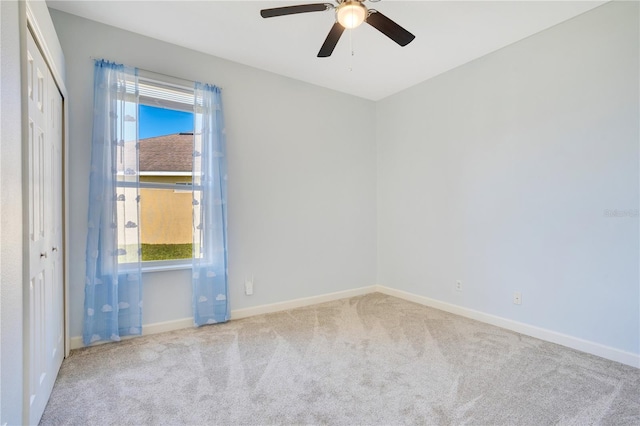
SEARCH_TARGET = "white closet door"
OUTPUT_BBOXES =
[26,29,64,425]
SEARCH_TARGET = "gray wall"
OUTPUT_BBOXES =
[49,10,378,340]
[376,2,639,355]
[1,1,25,424]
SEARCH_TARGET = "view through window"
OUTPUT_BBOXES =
[138,102,194,262]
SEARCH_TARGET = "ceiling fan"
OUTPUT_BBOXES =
[260,0,415,58]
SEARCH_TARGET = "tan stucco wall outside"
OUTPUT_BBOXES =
[140,175,192,244]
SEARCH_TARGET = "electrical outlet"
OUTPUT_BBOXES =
[513,292,522,305]
[456,281,462,292]
[245,277,254,296]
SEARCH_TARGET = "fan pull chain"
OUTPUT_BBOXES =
[348,28,354,72]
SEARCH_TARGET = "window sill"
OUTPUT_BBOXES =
[141,262,192,274]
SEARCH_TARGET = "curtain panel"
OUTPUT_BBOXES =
[192,83,229,326]
[83,60,143,345]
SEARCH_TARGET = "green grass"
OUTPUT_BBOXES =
[141,243,192,261]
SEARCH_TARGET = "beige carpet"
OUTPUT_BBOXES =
[41,293,639,425]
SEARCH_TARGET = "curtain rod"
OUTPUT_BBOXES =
[88,56,217,90]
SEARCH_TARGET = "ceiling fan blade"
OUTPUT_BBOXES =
[317,22,345,57]
[366,10,415,47]
[260,3,331,18]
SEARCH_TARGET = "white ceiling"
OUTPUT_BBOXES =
[47,0,606,100]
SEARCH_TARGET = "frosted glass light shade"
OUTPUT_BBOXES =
[337,2,367,29]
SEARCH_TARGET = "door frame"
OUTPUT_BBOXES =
[22,1,70,421]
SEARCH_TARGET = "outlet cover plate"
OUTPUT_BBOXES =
[513,292,522,305]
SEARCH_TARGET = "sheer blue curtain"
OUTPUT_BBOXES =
[84,60,143,345]
[192,83,229,326]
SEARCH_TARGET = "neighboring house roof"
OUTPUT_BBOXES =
[139,133,193,172]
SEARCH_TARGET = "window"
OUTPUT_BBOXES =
[136,77,195,266]
[86,61,229,338]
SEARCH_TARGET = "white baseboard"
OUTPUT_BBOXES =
[374,285,640,369]
[231,285,377,320]
[70,285,377,350]
[70,317,194,350]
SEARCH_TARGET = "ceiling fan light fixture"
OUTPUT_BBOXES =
[259,1,415,58]
[336,1,367,29]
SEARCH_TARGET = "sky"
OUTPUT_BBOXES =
[139,105,193,139]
